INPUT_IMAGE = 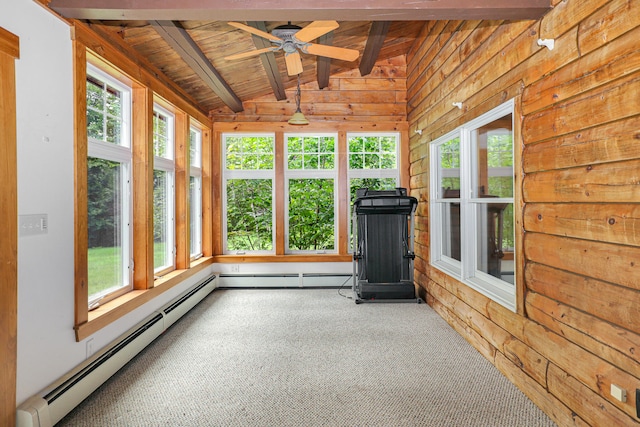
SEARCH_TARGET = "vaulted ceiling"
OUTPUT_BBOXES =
[46,0,551,115]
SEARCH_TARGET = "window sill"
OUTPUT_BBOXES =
[211,254,352,263]
[75,256,214,341]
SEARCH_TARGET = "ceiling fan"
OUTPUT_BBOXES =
[224,21,360,76]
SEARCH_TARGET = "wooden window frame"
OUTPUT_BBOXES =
[213,122,409,263]
[0,25,19,427]
[72,24,213,342]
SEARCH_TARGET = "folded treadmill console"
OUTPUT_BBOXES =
[354,188,417,215]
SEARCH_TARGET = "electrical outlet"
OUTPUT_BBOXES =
[231,264,240,273]
[86,338,95,359]
[611,384,627,402]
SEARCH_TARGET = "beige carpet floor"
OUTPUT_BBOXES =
[58,288,556,426]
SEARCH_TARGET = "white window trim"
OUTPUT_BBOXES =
[189,174,203,259]
[346,131,400,170]
[346,132,401,252]
[189,126,203,259]
[189,126,202,170]
[284,133,338,254]
[153,105,175,160]
[222,133,276,254]
[87,64,131,149]
[153,105,176,273]
[86,65,133,303]
[430,99,516,311]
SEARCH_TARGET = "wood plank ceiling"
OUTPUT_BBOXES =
[47,0,551,115]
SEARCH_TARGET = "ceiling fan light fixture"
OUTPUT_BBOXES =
[288,74,309,125]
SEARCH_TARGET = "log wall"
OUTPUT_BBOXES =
[210,56,407,123]
[407,0,640,425]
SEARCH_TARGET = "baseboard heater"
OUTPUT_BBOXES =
[16,274,217,427]
[218,273,352,288]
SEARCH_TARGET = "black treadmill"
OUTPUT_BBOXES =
[352,188,419,303]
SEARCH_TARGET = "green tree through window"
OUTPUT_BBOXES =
[227,179,273,251]
[224,134,275,253]
[86,65,131,302]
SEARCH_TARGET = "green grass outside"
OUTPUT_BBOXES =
[88,243,166,298]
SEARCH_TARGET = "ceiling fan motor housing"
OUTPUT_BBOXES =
[271,23,302,39]
[225,21,359,75]
[272,24,307,54]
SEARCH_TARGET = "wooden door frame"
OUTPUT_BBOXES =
[0,26,19,426]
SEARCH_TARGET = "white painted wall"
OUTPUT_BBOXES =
[4,0,354,408]
[4,1,215,406]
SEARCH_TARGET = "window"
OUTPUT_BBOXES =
[220,129,403,257]
[189,126,203,259]
[76,48,213,341]
[285,134,338,253]
[430,99,516,310]
[433,134,462,263]
[223,134,275,253]
[153,106,175,273]
[347,133,400,249]
[86,64,132,305]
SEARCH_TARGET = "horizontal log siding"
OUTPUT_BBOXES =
[210,56,407,122]
[407,0,640,425]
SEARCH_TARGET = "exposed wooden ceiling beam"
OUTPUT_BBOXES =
[359,21,390,77]
[149,20,244,113]
[316,32,334,90]
[49,0,551,21]
[247,22,286,101]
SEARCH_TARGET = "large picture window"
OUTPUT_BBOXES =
[86,65,132,306]
[285,134,338,253]
[221,130,402,256]
[223,134,275,253]
[153,106,175,273]
[348,133,399,199]
[189,126,203,259]
[347,133,400,249]
[430,99,516,310]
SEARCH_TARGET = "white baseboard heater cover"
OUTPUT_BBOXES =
[218,273,352,288]
[16,274,216,427]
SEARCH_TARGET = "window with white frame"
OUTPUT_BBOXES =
[430,99,516,310]
[223,134,275,253]
[189,126,203,259]
[347,133,400,249]
[285,134,338,253]
[86,64,132,305]
[152,106,175,273]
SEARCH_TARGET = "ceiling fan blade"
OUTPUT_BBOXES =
[294,20,340,42]
[284,51,304,76]
[225,47,276,61]
[227,21,281,41]
[305,43,360,62]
